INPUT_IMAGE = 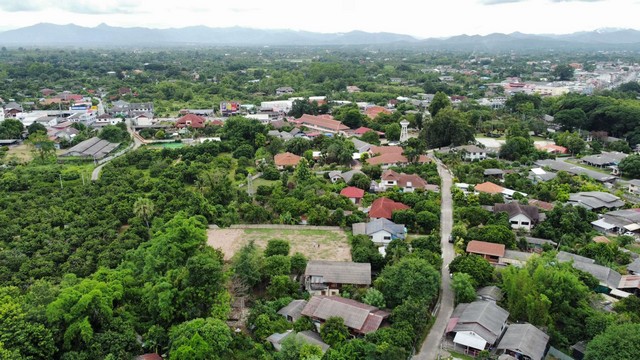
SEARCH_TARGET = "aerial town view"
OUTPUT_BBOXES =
[1,1,640,360]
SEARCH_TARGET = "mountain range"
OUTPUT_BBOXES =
[2,23,640,50]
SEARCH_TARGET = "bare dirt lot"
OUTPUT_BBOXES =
[207,227,351,262]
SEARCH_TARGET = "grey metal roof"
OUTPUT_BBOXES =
[453,301,509,344]
[571,261,622,289]
[557,251,596,264]
[61,137,120,159]
[277,299,307,322]
[484,168,504,176]
[304,261,371,285]
[582,152,627,166]
[494,203,539,222]
[628,258,640,274]
[628,179,640,186]
[351,138,373,153]
[524,237,557,247]
[476,286,503,302]
[364,218,405,239]
[340,170,364,184]
[568,192,625,210]
[535,159,616,182]
[296,331,330,352]
[497,323,550,360]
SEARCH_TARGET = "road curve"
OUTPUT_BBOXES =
[413,156,455,360]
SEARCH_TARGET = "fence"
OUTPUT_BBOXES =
[546,347,574,360]
[217,224,343,231]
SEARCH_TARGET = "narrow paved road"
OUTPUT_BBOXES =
[92,119,143,181]
[414,156,455,360]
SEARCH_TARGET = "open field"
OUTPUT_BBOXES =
[207,227,351,261]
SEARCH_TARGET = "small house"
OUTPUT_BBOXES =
[494,202,540,231]
[496,323,550,360]
[352,218,406,249]
[466,240,505,264]
[304,261,371,296]
[274,152,302,170]
[447,301,509,353]
[340,186,365,205]
[301,296,389,335]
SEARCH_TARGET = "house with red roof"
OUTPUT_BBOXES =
[365,105,392,120]
[369,197,410,220]
[293,114,349,134]
[176,113,206,129]
[379,169,437,192]
[366,152,430,168]
[274,152,302,170]
[351,127,385,137]
[340,186,365,205]
[466,240,506,264]
[474,181,505,195]
[536,143,568,154]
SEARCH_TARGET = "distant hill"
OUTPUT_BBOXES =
[1,23,640,49]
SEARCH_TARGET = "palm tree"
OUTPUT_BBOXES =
[133,197,154,230]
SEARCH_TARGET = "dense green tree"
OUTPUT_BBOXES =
[168,318,233,360]
[232,241,264,288]
[320,317,350,347]
[362,288,386,308]
[360,130,381,145]
[0,119,24,139]
[584,323,640,360]
[553,64,575,81]
[499,136,534,161]
[618,154,640,178]
[554,108,587,131]
[265,239,290,257]
[374,257,440,308]
[423,108,474,148]
[428,91,451,117]
[385,123,401,142]
[26,132,56,163]
[99,125,130,143]
[27,122,47,135]
[133,197,155,230]
[449,254,494,287]
[349,173,372,191]
[451,273,477,305]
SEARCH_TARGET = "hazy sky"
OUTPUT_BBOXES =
[0,0,638,37]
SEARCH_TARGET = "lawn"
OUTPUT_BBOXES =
[207,227,351,261]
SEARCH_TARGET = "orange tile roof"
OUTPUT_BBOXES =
[474,181,505,194]
[365,106,392,120]
[296,114,349,132]
[274,152,302,167]
[340,186,365,199]
[369,145,404,155]
[369,197,410,219]
[466,240,506,257]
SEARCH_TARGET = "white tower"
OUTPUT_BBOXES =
[399,120,409,143]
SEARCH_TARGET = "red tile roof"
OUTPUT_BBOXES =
[176,113,206,129]
[365,106,392,120]
[367,153,430,166]
[382,170,429,189]
[474,181,505,194]
[466,240,506,257]
[369,197,410,219]
[295,114,349,132]
[274,152,302,167]
[369,145,404,155]
[340,186,365,199]
[353,127,384,136]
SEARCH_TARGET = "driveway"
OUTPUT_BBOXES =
[413,156,455,360]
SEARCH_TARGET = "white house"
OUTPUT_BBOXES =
[629,180,640,195]
[134,113,153,126]
[352,218,406,252]
[453,145,488,161]
[449,301,509,353]
[494,202,540,231]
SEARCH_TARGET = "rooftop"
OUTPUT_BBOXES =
[497,323,550,360]
[301,296,388,334]
[452,301,509,344]
[305,261,371,285]
[368,197,410,219]
[494,202,539,222]
[474,181,505,194]
[467,240,506,257]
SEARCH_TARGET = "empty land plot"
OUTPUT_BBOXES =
[207,227,351,262]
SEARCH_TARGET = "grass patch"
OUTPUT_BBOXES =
[446,351,475,360]
[252,178,280,188]
[208,227,351,261]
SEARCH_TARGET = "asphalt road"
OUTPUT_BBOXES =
[91,119,142,181]
[413,157,455,360]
